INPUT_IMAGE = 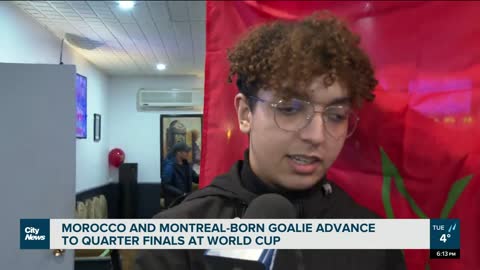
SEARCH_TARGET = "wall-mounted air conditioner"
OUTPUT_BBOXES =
[137,88,204,110]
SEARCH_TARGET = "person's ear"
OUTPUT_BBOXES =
[234,93,252,134]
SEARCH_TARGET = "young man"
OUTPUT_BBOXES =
[136,12,405,270]
[161,142,199,207]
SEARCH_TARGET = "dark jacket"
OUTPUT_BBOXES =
[161,155,199,206]
[137,157,406,270]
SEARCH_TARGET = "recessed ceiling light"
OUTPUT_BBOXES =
[156,63,167,70]
[117,1,135,10]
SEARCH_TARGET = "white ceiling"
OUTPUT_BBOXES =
[12,1,206,76]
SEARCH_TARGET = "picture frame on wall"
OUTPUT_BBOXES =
[93,113,101,142]
[160,114,202,175]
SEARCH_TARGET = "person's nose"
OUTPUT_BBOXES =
[297,112,326,145]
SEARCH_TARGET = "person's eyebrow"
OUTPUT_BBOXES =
[325,97,351,107]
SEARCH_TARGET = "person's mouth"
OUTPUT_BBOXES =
[287,154,322,174]
[288,155,319,164]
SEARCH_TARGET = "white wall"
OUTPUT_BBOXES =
[0,2,110,192]
[108,76,203,183]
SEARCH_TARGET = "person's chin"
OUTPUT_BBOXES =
[281,176,319,191]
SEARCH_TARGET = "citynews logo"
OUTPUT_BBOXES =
[20,219,50,249]
[24,227,46,240]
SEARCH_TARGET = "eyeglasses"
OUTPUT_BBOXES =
[249,96,359,139]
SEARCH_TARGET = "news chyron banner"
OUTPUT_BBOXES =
[20,219,460,259]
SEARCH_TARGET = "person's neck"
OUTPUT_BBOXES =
[248,155,278,191]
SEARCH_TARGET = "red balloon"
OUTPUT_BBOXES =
[108,148,125,168]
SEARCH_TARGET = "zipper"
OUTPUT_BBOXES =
[295,250,306,270]
[295,199,305,218]
[234,200,248,217]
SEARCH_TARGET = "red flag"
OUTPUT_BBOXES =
[202,2,479,269]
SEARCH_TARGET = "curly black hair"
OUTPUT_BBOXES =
[227,11,377,107]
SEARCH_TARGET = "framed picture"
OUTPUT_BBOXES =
[93,114,101,142]
[160,114,202,174]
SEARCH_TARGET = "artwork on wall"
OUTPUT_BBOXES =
[160,114,202,174]
[75,73,87,139]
